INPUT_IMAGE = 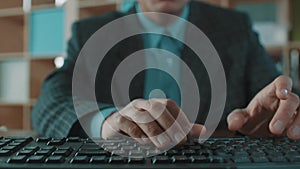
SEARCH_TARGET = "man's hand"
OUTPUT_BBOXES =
[227,75,300,139]
[102,99,204,148]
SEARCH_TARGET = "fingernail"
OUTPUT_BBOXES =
[273,120,284,133]
[174,133,184,143]
[281,89,289,97]
[157,135,168,145]
[141,135,148,142]
[292,126,300,136]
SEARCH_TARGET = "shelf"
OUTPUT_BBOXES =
[79,0,116,8]
[0,52,28,60]
[0,0,22,9]
[0,101,26,106]
[30,55,59,60]
[0,0,56,17]
[79,2,117,19]
[0,7,24,17]
[32,0,55,6]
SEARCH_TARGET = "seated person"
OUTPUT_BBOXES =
[31,0,300,148]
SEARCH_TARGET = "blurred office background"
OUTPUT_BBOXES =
[0,0,299,131]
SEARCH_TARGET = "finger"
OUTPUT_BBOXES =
[126,109,169,148]
[163,99,193,134]
[131,99,152,111]
[187,124,206,138]
[274,75,293,100]
[147,100,187,145]
[287,108,300,140]
[133,99,188,144]
[137,119,171,148]
[116,114,150,144]
[227,109,249,131]
[269,93,300,135]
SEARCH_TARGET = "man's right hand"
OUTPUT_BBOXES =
[101,99,204,148]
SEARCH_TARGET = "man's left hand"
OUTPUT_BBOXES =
[227,75,300,139]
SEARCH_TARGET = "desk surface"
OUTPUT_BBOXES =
[0,130,36,137]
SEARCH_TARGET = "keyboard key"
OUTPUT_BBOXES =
[212,157,226,163]
[14,137,33,145]
[109,156,127,164]
[67,137,82,142]
[26,155,46,163]
[71,156,90,164]
[7,155,27,163]
[266,150,283,156]
[152,156,172,164]
[166,150,181,156]
[53,149,72,157]
[129,150,144,157]
[191,156,211,163]
[2,146,17,150]
[47,139,66,146]
[59,146,73,152]
[172,155,191,163]
[214,150,230,156]
[270,156,287,163]
[198,149,213,156]
[90,156,107,163]
[252,157,269,163]
[77,150,108,156]
[233,151,249,156]
[104,146,119,151]
[46,156,65,163]
[285,150,300,156]
[8,142,22,147]
[35,150,53,156]
[0,150,11,156]
[17,150,36,156]
[288,155,300,162]
[36,138,51,143]
[23,146,40,151]
[147,149,162,156]
[42,146,56,151]
[182,150,197,156]
[232,157,252,163]
[121,146,136,151]
[128,157,145,164]
[250,151,266,156]
[112,150,127,156]
[80,145,101,151]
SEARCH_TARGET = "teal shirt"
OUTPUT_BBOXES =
[136,4,189,104]
[91,4,190,138]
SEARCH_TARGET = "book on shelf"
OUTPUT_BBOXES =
[29,7,65,57]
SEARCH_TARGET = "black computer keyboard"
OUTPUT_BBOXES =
[0,136,300,169]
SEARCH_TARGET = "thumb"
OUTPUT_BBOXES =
[188,124,206,138]
[227,109,249,131]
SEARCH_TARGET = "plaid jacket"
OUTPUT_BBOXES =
[31,1,279,137]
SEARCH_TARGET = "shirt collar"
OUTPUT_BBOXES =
[136,3,190,47]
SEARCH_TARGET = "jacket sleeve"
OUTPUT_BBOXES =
[31,22,114,137]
